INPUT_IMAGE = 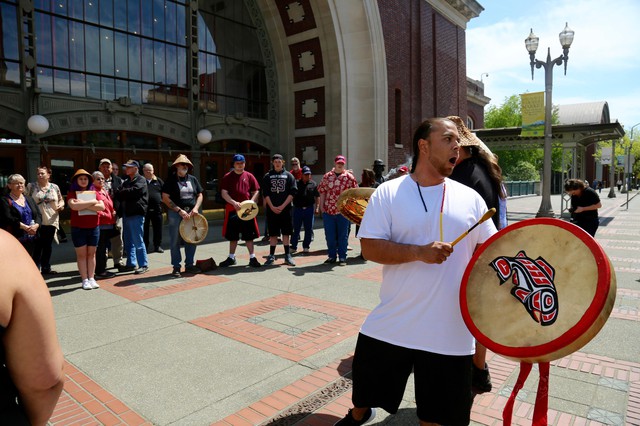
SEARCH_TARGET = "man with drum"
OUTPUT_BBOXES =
[219,154,262,268]
[262,154,297,266]
[162,155,204,278]
[335,118,497,426]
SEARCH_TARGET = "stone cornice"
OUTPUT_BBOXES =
[425,0,484,28]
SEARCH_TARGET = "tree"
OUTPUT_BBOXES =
[483,94,562,181]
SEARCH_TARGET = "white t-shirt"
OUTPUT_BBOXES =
[358,175,497,355]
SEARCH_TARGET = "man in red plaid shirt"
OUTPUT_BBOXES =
[318,155,358,266]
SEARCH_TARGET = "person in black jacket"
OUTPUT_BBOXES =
[0,174,42,259]
[115,160,149,274]
[142,163,164,253]
[565,178,602,237]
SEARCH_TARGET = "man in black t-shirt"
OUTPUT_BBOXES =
[565,178,601,237]
[162,155,204,277]
[262,154,297,266]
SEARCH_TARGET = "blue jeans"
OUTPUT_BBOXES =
[168,210,197,269]
[291,206,314,250]
[322,212,350,260]
[123,215,148,268]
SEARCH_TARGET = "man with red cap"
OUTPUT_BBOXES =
[318,155,358,266]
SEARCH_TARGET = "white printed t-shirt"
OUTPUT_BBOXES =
[357,175,497,355]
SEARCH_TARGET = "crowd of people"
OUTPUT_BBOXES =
[0,116,608,424]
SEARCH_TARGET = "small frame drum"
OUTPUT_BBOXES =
[179,213,209,244]
[337,188,375,225]
[238,200,259,221]
[460,218,616,363]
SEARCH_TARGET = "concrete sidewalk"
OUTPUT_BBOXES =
[45,189,640,425]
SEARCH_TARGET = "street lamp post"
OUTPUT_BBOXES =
[625,123,640,209]
[525,23,575,218]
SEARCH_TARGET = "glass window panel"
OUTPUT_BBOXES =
[69,0,83,19]
[113,0,127,31]
[99,0,113,27]
[127,0,140,34]
[141,0,152,37]
[100,28,114,75]
[115,78,128,99]
[38,67,53,93]
[85,24,100,73]
[141,38,153,81]
[142,83,154,104]
[165,1,176,43]
[114,32,127,78]
[84,0,98,23]
[175,3,185,45]
[53,16,69,68]
[153,0,164,39]
[129,81,142,103]
[34,0,51,12]
[177,47,186,87]
[101,76,115,100]
[35,12,53,66]
[1,4,20,60]
[153,41,165,84]
[69,20,84,70]
[128,35,141,80]
[165,43,176,85]
[53,69,70,94]
[54,0,68,16]
[197,14,206,50]
[86,73,100,98]
[0,61,20,87]
[70,72,86,96]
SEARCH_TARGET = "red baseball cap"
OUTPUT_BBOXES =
[334,155,346,164]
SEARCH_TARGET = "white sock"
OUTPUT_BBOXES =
[249,254,256,259]
[228,254,235,259]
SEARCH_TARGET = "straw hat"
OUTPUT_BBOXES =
[71,169,93,182]
[171,154,194,169]
[446,116,493,155]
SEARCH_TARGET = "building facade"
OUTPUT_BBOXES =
[0,0,482,206]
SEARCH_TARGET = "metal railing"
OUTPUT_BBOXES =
[505,181,538,197]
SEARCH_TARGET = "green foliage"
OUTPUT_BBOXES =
[504,161,540,181]
[483,93,563,181]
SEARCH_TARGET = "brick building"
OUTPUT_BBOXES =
[0,0,485,204]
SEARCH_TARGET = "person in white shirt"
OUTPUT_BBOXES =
[335,117,497,426]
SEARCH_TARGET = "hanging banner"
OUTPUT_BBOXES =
[521,92,545,137]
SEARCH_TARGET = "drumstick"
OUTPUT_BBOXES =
[450,208,496,247]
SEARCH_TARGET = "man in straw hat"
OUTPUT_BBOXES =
[219,154,262,268]
[115,160,149,275]
[335,118,497,426]
[447,115,508,396]
[162,154,204,277]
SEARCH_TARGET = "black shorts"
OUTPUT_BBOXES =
[351,333,472,425]
[266,206,293,236]
[224,210,258,241]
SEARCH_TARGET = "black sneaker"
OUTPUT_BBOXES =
[219,257,237,267]
[119,265,136,273]
[471,363,492,394]
[155,247,164,253]
[284,254,296,266]
[324,258,337,264]
[185,265,201,274]
[249,257,262,268]
[339,258,347,266]
[171,267,181,278]
[134,266,149,275]
[96,271,116,279]
[264,255,276,266]
[334,408,376,426]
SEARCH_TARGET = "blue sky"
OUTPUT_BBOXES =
[466,0,640,131]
